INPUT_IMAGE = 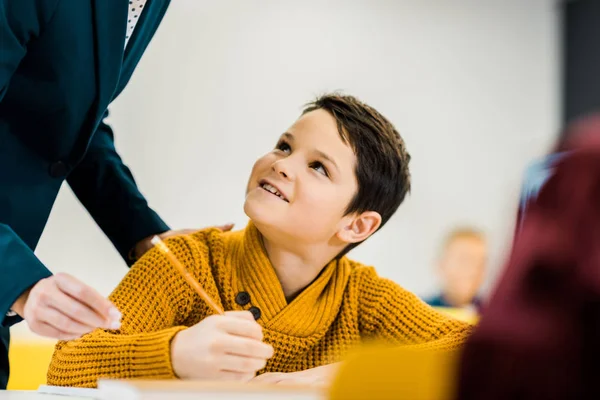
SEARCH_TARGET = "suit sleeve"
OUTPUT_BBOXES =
[0,0,61,326]
[67,111,169,264]
[0,224,52,327]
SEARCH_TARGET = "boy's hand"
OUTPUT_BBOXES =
[251,363,340,387]
[170,310,273,381]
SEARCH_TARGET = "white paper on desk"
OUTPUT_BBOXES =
[38,385,100,399]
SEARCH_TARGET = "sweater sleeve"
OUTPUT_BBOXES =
[357,267,472,352]
[47,234,210,388]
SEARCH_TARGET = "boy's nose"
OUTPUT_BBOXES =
[272,159,295,180]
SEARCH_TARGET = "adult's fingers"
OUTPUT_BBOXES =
[215,223,235,232]
[39,307,93,337]
[48,289,112,329]
[53,273,119,322]
[31,321,79,341]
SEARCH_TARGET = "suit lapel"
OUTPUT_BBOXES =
[91,0,128,118]
[123,0,160,61]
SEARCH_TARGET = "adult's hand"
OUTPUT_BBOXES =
[132,223,235,260]
[11,273,121,340]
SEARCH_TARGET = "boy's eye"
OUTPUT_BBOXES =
[310,162,328,177]
[276,141,291,154]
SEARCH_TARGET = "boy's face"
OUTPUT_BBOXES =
[244,109,360,246]
[438,237,487,305]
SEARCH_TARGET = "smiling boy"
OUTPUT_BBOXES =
[47,94,471,388]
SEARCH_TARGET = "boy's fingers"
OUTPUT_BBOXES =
[221,311,263,338]
[218,371,254,382]
[218,354,267,374]
[220,335,274,359]
[251,372,284,384]
[225,310,255,321]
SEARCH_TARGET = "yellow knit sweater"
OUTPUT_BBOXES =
[47,222,471,387]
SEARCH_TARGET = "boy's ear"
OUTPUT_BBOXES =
[337,211,382,244]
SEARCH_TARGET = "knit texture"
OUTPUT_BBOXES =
[47,222,471,387]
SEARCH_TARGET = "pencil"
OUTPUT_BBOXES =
[151,235,224,315]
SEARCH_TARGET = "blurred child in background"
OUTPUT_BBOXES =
[425,228,487,313]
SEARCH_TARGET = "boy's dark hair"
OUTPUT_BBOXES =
[302,93,411,256]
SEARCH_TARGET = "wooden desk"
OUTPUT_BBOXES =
[0,393,89,400]
[3,382,324,400]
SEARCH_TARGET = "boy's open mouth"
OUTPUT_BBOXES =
[259,180,289,202]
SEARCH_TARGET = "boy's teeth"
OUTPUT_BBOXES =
[263,183,280,196]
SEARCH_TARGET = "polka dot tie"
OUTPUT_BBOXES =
[125,0,148,49]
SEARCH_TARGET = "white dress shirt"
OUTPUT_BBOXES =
[125,0,148,49]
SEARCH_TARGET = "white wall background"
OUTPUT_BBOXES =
[13,0,560,337]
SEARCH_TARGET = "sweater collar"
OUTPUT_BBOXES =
[227,221,351,338]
